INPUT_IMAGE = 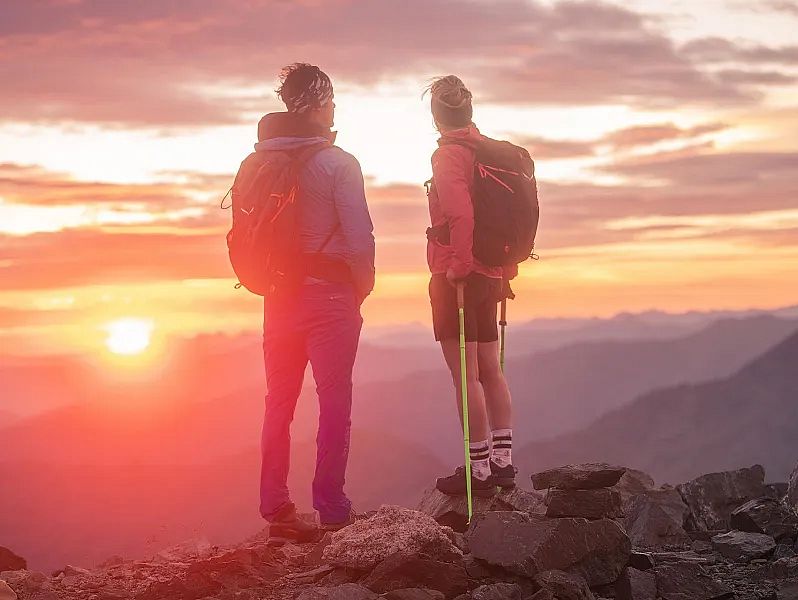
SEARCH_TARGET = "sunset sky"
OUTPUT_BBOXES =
[1,0,797,356]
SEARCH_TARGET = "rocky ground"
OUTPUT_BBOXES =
[2,461,798,600]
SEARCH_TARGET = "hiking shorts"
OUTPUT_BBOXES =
[429,273,501,343]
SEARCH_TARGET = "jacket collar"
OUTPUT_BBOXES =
[257,112,337,144]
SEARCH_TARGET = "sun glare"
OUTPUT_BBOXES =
[104,318,154,355]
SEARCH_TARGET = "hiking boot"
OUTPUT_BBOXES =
[436,466,497,498]
[320,509,357,532]
[267,502,321,544]
[490,461,517,489]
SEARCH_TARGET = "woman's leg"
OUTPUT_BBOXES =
[477,341,512,431]
[440,338,489,442]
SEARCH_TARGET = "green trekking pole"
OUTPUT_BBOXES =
[457,282,474,522]
[499,298,507,373]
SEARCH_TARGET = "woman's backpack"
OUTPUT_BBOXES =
[427,136,539,266]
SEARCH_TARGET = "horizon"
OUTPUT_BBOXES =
[1,0,797,358]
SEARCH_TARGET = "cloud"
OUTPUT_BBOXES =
[0,0,793,127]
[601,123,726,148]
[680,37,798,64]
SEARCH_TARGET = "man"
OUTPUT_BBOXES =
[257,63,375,540]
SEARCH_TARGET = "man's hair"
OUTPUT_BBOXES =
[425,75,473,128]
[276,63,333,113]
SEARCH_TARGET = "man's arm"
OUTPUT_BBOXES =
[432,146,473,280]
[333,152,375,302]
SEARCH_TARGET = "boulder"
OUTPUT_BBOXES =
[766,483,789,500]
[0,581,17,600]
[322,506,461,570]
[532,464,627,491]
[730,496,798,542]
[360,553,469,597]
[777,581,798,599]
[417,487,544,532]
[654,562,733,600]
[535,570,594,600]
[382,589,445,600]
[0,549,25,573]
[676,465,766,531]
[711,530,776,562]
[296,583,379,600]
[789,464,798,510]
[466,511,630,586]
[469,583,524,600]
[612,469,657,508]
[615,567,656,600]
[774,543,797,561]
[545,488,623,520]
[623,488,691,549]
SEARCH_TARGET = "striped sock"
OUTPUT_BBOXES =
[491,429,513,468]
[469,440,491,481]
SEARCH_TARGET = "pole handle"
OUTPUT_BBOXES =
[456,281,465,309]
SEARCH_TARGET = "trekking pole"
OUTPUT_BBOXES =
[499,298,507,373]
[457,282,474,522]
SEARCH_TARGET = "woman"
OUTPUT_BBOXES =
[425,75,516,497]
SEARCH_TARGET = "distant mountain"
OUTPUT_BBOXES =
[0,428,446,573]
[2,315,793,468]
[507,315,798,438]
[516,330,798,485]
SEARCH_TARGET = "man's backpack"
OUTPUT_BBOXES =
[224,142,330,297]
[427,136,539,267]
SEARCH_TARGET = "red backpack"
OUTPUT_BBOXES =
[224,141,330,297]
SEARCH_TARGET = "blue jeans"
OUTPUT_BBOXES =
[260,281,362,524]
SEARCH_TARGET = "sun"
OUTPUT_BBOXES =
[104,318,154,356]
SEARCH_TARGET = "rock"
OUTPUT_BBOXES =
[52,564,91,577]
[532,464,627,491]
[766,482,790,500]
[322,506,461,570]
[615,567,656,600]
[629,552,655,570]
[0,549,25,573]
[495,487,546,515]
[623,488,691,549]
[731,496,798,542]
[469,583,524,600]
[545,488,623,520]
[528,591,556,600]
[466,511,630,585]
[154,537,213,563]
[676,465,766,531]
[382,589,445,600]
[774,543,797,560]
[0,580,17,600]
[777,581,798,599]
[296,583,379,600]
[360,553,469,597]
[304,533,334,567]
[535,570,594,600]
[654,562,733,599]
[650,550,716,566]
[417,487,544,532]
[789,464,798,510]
[612,469,657,507]
[768,557,798,579]
[711,530,776,562]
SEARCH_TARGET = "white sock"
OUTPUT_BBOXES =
[469,440,491,481]
[491,429,512,468]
